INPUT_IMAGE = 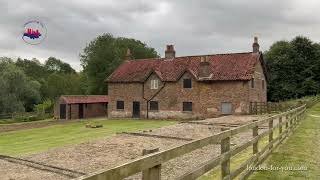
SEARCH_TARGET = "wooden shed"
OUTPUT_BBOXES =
[54,95,108,120]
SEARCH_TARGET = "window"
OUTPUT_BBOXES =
[151,79,159,89]
[183,79,192,88]
[149,101,159,111]
[183,102,192,112]
[116,101,124,110]
[251,79,255,88]
[262,79,265,89]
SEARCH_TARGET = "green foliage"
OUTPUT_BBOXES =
[0,59,41,113]
[266,36,320,101]
[44,57,76,74]
[14,57,87,102]
[80,33,159,94]
[1,56,85,114]
[35,99,54,113]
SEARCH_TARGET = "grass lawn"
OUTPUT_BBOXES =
[199,103,320,180]
[249,103,320,179]
[0,119,176,156]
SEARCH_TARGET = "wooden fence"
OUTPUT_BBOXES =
[249,101,301,115]
[0,111,52,120]
[75,105,306,180]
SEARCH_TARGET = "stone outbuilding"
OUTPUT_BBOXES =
[54,95,108,120]
[106,37,267,119]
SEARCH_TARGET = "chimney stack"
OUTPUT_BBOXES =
[125,48,132,60]
[199,56,211,78]
[165,45,176,58]
[252,36,260,53]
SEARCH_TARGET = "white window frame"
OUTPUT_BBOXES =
[151,79,159,89]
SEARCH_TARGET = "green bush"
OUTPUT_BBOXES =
[35,99,54,114]
[12,112,53,123]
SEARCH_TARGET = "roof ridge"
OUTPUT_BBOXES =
[125,51,255,62]
[61,95,107,97]
[126,57,162,62]
[178,51,254,58]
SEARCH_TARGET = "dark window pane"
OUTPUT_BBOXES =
[150,101,159,110]
[183,79,192,88]
[116,101,124,110]
[251,79,255,88]
[183,102,192,111]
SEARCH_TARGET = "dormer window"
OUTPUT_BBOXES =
[183,79,192,88]
[151,79,158,89]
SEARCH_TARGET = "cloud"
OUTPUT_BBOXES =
[1,0,320,71]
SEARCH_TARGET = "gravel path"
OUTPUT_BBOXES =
[0,115,277,180]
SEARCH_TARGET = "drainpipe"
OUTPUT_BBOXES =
[142,82,166,119]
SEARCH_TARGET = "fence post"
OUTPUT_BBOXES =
[269,118,274,150]
[279,116,283,135]
[285,114,289,130]
[221,127,230,179]
[252,120,258,156]
[142,148,161,180]
[288,113,292,129]
[255,102,258,115]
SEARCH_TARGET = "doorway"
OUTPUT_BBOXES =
[79,104,84,119]
[221,102,232,115]
[60,104,66,119]
[132,101,140,118]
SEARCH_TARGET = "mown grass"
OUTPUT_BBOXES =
[0,119,176,156]
[249,103,320,179]
[199,103,320,180]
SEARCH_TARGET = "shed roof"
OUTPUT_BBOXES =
[60,95,108,104]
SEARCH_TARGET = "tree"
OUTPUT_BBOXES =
[80,33,159,94]
[266,36,320,101]
[0,58,41,113]
[16,58,47,80]
[45,57,76,74]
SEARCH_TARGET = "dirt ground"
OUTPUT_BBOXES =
[0,115,277,180]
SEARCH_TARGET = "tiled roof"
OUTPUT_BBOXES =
[107,52,262,82]
[61,95,108,104]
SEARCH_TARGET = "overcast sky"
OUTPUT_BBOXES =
[1,0,320,71]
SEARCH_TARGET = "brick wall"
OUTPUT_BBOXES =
[249,62,267,103]
[54,97,108,120]
[107,61,267,119]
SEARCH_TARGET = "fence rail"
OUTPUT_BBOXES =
[75,104,306,180]
[249,101,301,115]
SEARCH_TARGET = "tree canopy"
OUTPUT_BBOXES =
[0,59,41,113]
[80,33,159,94]
[266,36,320,101]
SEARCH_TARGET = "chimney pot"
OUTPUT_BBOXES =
[165,45,176,58]
[199,56,211,78]
[252,36,260,53]
[125,48,132,60]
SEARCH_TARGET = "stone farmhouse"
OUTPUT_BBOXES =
[106,37,267,119]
